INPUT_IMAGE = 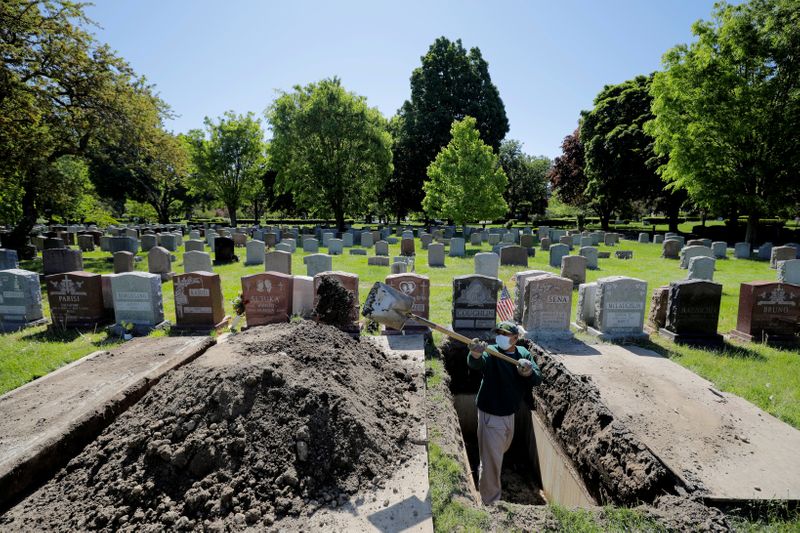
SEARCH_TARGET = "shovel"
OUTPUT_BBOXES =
[362,282,520,366]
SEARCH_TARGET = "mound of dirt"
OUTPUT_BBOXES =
[2,321,417,531]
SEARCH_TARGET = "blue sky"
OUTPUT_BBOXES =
[85,0,719,158]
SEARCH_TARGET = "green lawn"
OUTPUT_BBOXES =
[3,234,799,431]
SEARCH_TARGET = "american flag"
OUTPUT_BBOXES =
[496,284,515,322]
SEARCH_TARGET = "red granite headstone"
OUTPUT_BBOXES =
[46,271,106,328]
[241,272,293,326]
[730,281,800,346]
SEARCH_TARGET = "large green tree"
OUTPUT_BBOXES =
[187,112,266,228]
[423,117,508,225]
[0,0,157,254]
[388,37,509,220]
[581,75,665,230]
[499,140,550,222]
[647,0,800,243]
[267,78,393,231]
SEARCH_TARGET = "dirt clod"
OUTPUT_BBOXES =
[314,276,355,328]
[2,321,415,531]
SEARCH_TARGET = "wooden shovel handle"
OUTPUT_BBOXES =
[406,313,521,366]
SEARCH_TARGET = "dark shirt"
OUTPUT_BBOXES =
[466,344,543,416]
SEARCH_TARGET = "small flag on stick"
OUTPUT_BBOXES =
[496,284,515,323]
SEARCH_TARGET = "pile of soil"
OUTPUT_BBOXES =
[2,321,417,531]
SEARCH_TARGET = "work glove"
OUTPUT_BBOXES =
[517,359,534,377]
[468,338,487,357]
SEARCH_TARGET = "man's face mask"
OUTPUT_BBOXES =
[496,334,513,350]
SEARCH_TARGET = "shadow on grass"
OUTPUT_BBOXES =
[630,336,767,362]
[19,325,118,347]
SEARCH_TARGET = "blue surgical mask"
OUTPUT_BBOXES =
[496,335,512,350]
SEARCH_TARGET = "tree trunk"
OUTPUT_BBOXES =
[334,207,345,232]
[6,186,38,259]
[252,198,261,225]
[667,204,680,233]
[745,214,759,245]
[227,203,238,228]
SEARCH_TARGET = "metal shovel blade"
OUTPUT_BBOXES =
[362,282,414,331]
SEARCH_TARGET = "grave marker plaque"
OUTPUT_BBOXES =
[172,272,227,331]
[591,276,647,339]
[659,280,723,346]
[0,269,45,331]
[385,273,430,333]
[111,272,165,334]
[523,275,573,339]
[213,237,237,265]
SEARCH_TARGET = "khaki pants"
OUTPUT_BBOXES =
[477,408,514,505]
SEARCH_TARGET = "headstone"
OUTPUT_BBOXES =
[342,233,354,247]
[499,245,528,267]
[385,273,430,333]
[520,234,535,250]
[758,242,773,260]
[615,250,633,260]
[770,246,796,269]
[368,256,390,267]
[0,269,45,331]
[734,242,751,259]
[687,256,715,281]
[172,272,227,330]
[110,272,164,334]
[184,239,202,253]
[513,270,551,324]
[687,239,704,247]
[349,248,367,256]
[604,233,618,246]
[561,255,587,288]
[646,286,670,332]
[540,237,551,251]
[401,238,415,256]
[43,237,65,250]
[549,243,569,268]
[240,272,294,326]
[244,240,265,266]
[46,271,106,329]
[147,246,173,282]
[322,232,334,248]
[292,275,314,317]
[662,239,682,259]
[574,282,597,329]
[263,250,292,275]
[390,262,407,274]
[659,280,723,346]
[449,237,465,257]
[579,246,598,270]
[420,234,432,249]
[653,235,664,245]
[264,233,278,247]
[42,248,83,276]
[232,233,247,248]
[679,245,713,269]
[109,236,139,255]
[730,282,800,346]
[590,276,648,339]
[474,252,499,278]
[360,232,373,248]
[523,275,573,340]
[313,271,360,332]
[213,237,237,265]
[328,238,343,256]
[77,234,95,252]
[451,274,502,338]
[140,234,157,252]
[303,238,319,253]
[711,241,727,259]
[304,253,332,277]
[579,236,592,248]
[488,234,501,246]
[638,233,650,244]
[559,235,573,250]
[777,259,800,285]
[428,243,445,267]
[0,249,20,270]
[183,251,213,273]
[375,240,389,256]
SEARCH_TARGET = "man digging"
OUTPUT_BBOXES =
[467,321,543,505]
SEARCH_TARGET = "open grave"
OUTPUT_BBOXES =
[1,322,431,531]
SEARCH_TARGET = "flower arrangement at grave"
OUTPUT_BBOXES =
[229,292,247,332]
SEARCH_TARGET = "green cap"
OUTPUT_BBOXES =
[494,321,520,335]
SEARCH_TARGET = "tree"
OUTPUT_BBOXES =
[388,37,509,219]
[581,75,665,230]
[549,128,588,208]
[647,0,800,243]
[188,112,266,228]
[422,117,508,225]
[267,78,393,231]
[0,0,157,255]
[499,140,550,222]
